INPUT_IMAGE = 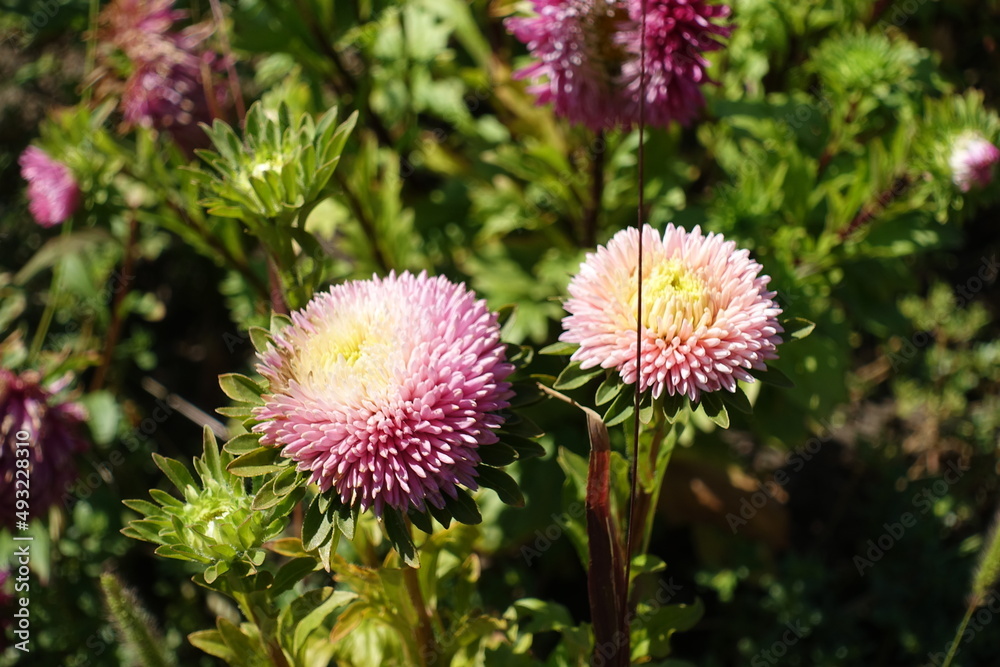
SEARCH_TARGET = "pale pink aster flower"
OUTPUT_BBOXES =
[18,147,81,228]
[506,0,731,130]
[949,132,1000,192]
[618,0,732,128]
[560,224,782,401]
[253,272,514,515]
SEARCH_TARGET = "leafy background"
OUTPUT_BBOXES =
[1,0,1000,664]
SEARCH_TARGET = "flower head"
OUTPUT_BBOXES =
[0,370,89,528]
[19,147,81,227]
[506,0,731,130]
[99,0,226,152]
[560,224,782,401]
[949,131,1000,192]
[253,272,514,515]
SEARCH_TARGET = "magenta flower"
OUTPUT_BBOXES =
[949,132,1000,192]
[253,272,514,515]
[18,147,81,228]
[0,370,89,528]
[560,224,782,401]
[618,0,732,128]
[506,0,731,130]
[100,0,226,152]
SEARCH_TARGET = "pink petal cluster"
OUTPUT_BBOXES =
[253,272,514,515]
[100,0,226,152]
[949,132,1000,192]
[0,369,89,528]
[18,147,81,228]
[506,0,731,130]
[560,224,782,401]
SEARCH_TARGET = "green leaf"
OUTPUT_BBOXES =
[445,489,482,525]
[782,317,816,341]
[595,374,623,406]
[603,390,634,427]
[152,454,198,494]
[499,434,547,460]
[122,499,160,517]
[219,373,265,406]
[553,361,603,391]
[302,495,335,552]
[752,366,795,388]
[270,312,292,332]
[224,433,263,456]
[477,466,524,507]
[216,405,255,419]
[270,557,318,597]
[188,630,236,661]
[700,394,730,429]
[383,508,419,567]
[478,443,518,467]
[720,386,753,415]
[660,393,687,423]
[227,447,284,477]
[248,327,273,353]
[502,414,544,438]
[539,341,577,356]
[408,509,433,534]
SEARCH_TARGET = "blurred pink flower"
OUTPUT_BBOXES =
[18,147,81,227]
[100,0,226,152]
[0,369,89,528]
[949,132,1000,192]
[618,0,732,128]
[560,224,782,401]
[253,272,514,515]
[506,0,731,130]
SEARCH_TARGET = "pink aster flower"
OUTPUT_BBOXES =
[949,132,1000,192]
[560,224,782,401]
[0,369,89,528]
[18,147,81,228]
[253,272,514,516]
[506,0,731,130]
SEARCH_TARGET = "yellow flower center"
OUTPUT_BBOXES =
[634,259,713,333]
[292,315,401,402]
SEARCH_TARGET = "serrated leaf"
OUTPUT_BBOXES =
[477,466,524,507]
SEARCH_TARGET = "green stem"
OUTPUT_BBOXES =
[28,221,74,364]
[941,601,977,667]
[402,520,438,666]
